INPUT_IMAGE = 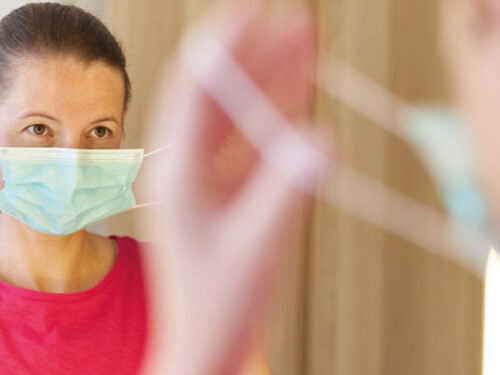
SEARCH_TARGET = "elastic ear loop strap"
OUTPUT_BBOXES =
[179,29,492,278]
[128,143,176,211]
[144,143,176,158]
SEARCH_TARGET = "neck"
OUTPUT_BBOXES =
[0,214,111,293]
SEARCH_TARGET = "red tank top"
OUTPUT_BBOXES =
[0,236,148,374]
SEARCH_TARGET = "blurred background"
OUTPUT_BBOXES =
[0,0,483,374]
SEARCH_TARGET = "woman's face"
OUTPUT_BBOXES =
[0,55,126,149]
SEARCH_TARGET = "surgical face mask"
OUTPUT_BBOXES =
[0,146,169,236]
[402,107,493,234]
[179,31,495,276]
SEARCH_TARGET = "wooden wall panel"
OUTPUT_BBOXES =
[307,0,392,374]
[308,0,483,374]
[381,0,482,373]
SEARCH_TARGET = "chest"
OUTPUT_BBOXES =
[0,270,147,374]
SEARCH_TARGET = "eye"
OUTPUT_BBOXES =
[90,126,112,138]
[26,124,49,136]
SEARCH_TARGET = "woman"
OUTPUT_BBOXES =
[0,2,320,374]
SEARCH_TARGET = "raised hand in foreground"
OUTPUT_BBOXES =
[139,1,331,374]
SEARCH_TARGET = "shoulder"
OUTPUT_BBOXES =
[86,233,150,268]
[111,235,142,252]
[87,232,152,274]
[107,235,160,273]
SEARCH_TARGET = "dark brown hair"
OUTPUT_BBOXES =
[0,2,131,107]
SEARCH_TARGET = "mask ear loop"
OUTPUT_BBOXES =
[129,202,162,210]
[144,143,176,158]
[179,28,492,278]
[316,54,412,141]
[123,144,176,212]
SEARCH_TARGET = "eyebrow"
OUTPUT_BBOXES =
[90,117,120,125]
[19,112,60,122]
[19,112,120,125]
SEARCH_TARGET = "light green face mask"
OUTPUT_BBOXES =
[403,107,492,234]
[0,147,158,236]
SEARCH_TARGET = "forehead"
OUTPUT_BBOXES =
[0,55,125,119]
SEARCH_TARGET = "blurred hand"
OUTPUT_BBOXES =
[140,2,330,374]
[441,0,500,224]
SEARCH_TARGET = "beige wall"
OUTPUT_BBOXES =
[105,0,483,374]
